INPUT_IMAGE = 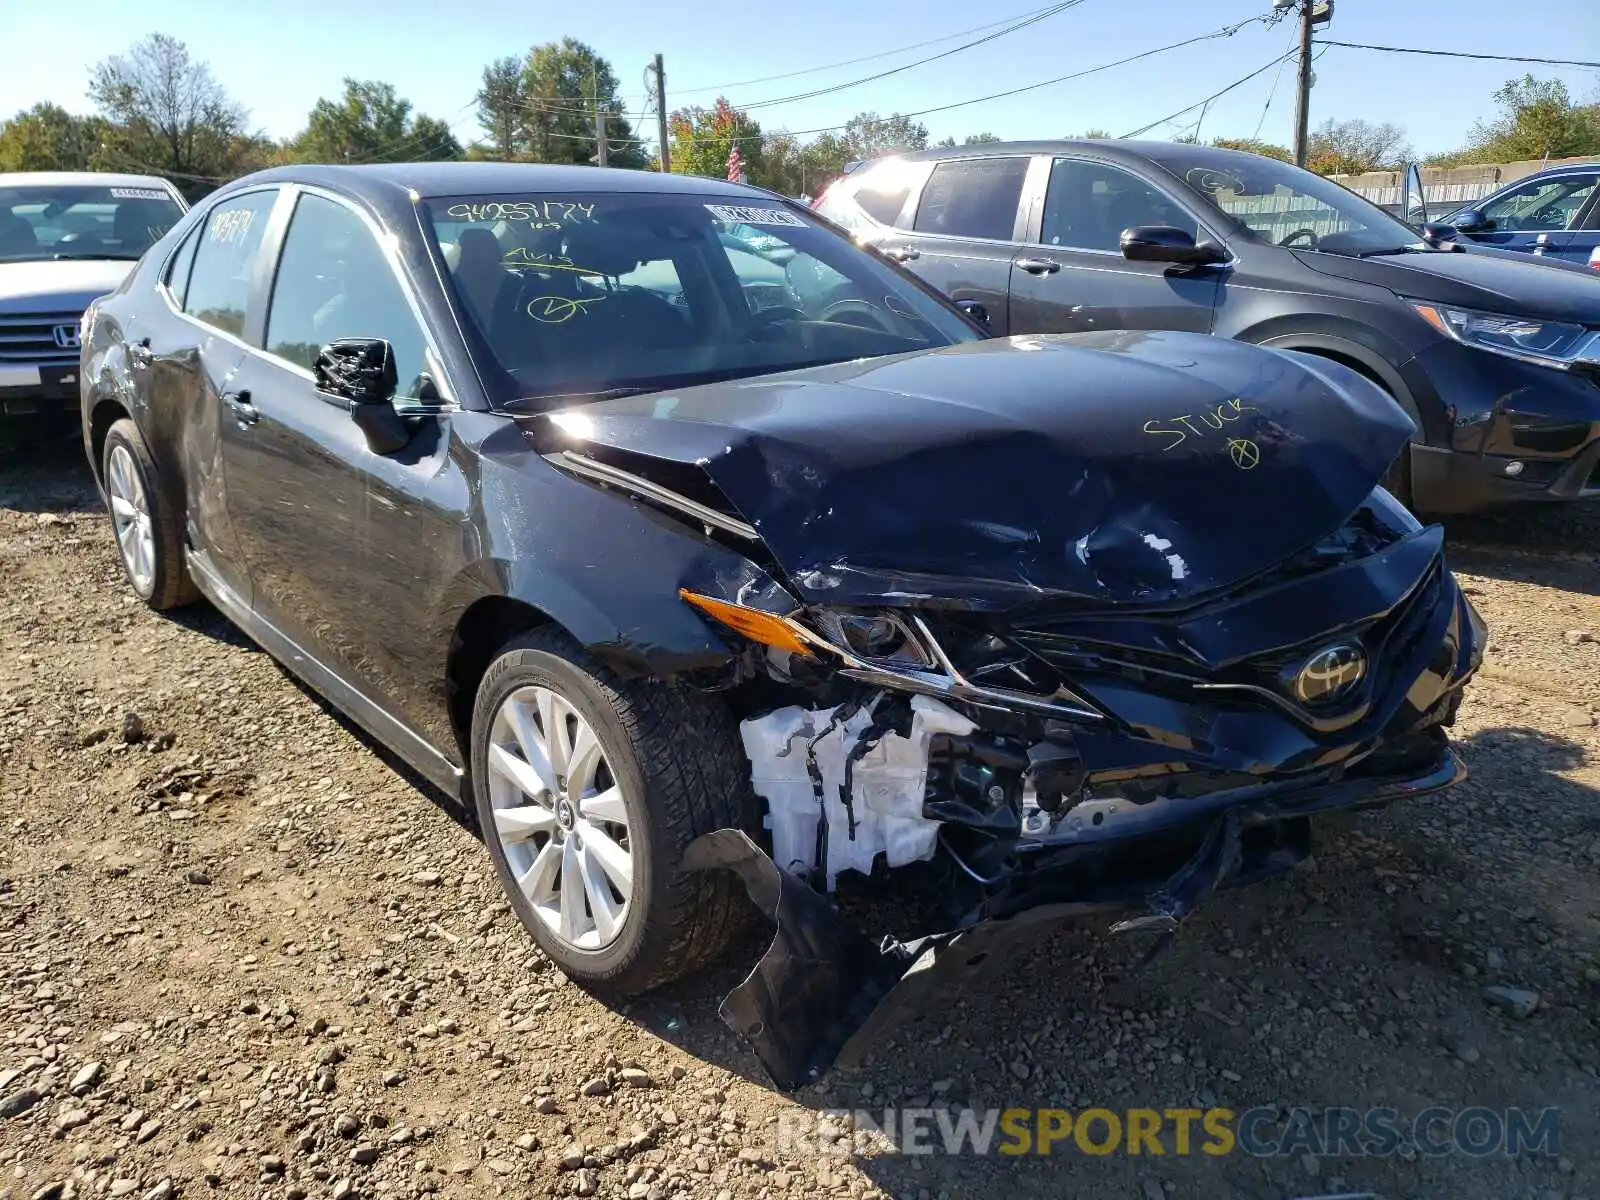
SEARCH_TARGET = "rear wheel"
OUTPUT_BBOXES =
[470,628,754,995]
[101,418,199,611]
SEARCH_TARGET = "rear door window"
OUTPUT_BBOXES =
[182,191,278,338]
[913,157,1028,240]
[163,225,201,308]
[853,170,915,226]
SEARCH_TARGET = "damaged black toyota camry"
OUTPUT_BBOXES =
[80,163,1484,1090]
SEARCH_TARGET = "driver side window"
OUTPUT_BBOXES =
[265,193,434,400]
[1042,159,1198,252]
[1481,175,1598,231]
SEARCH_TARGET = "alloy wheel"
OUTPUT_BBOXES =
[106,444,155,595]
[485,685,635,951]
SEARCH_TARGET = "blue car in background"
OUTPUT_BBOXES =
[1438,161,1600,269]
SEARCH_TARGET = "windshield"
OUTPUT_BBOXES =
[1149,151,1424,256]
[424,192,980,407]
[0,183,184,263]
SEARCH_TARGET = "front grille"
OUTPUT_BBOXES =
[0,311,80,366]
[1003,556,1447,723]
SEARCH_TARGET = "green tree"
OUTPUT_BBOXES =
[963,132,1001,145]
[291,79,461,164]
[1305,118,1411,175]
[0,103,110,172]
[668,97,763,180]
[841,111,928,159]
[520,39,647,169]
[1077,128,1112,139]
[87,33,250,180]
[802,131,852,186]
[758,130,811,195]
[1469,76,1600,162]
[476,55,526,161]
[1209,136,1292,161]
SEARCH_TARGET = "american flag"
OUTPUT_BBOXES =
[726,144,743,183]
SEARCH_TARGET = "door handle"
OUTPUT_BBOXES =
[881,244,921,262]
[222,389,259,425]
[1015,257,1061,275]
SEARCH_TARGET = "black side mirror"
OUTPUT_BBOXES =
[1419,222,1459,246]
[1452,208,1493,234]
[954,299,990,327]
[1120,226,1226,266]
[314,337,410,454]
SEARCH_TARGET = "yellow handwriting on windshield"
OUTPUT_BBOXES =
[526,295,605,324]
[501,248,598,275]
[1143,398,1259,452]
[448,200,597,225]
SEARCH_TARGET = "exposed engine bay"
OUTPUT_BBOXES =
[675,493,1483,1091]
[520,332,1488,1091]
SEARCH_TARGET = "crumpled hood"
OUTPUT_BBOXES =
[529,330,1414,608]
[0,258,135,313]
[1292,245,1600,325]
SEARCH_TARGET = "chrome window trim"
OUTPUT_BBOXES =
[1029,154,1237,265]
[154,185,283,359]
[261,184,459,410]
[155,183,460,411]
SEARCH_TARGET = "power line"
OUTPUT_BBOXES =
[1120,51,1297,139]
[1251,25,1299,142]
[1318,40,1600,69]
[734,1,1088,111]
[497,4,1087,126]
[673,12,1281,148]
[347,102,481,165]
[669,1,1086,96]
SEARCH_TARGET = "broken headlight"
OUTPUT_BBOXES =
[678,591,932,667]
[811,610,934,668]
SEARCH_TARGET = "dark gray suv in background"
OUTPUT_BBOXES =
[815,141,1600,515]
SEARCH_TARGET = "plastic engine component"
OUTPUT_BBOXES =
[740,695,978,889]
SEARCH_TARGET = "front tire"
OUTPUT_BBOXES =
[469,628,753,996]
[101,418,199,611]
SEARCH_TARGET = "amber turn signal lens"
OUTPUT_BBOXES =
[678,590,816,658]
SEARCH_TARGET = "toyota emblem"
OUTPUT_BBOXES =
[1293,642,1368,706]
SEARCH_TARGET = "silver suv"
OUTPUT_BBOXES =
[1,172,186,416]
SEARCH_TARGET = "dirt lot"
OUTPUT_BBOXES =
[2,421,1598,1200]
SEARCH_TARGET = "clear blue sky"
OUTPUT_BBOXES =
[3,0,1596,160]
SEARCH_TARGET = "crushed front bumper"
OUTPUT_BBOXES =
[687,735,1465,1092]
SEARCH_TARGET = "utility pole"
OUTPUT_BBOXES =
[595,107,609,168]
[652,53,670,172]
[1291,0,1314,167]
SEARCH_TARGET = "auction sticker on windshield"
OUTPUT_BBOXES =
[705,204,806,228]
[110,188,170,201]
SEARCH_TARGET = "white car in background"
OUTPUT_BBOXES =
[1,171,187,417]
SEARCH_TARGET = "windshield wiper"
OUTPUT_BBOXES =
[50,252,143,261]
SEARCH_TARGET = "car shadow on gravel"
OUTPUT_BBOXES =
[1443,500,1600,597]
[261,664,481,836]
[0,420,101,515]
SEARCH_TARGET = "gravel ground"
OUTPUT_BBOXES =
[2,422,1597,1200]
